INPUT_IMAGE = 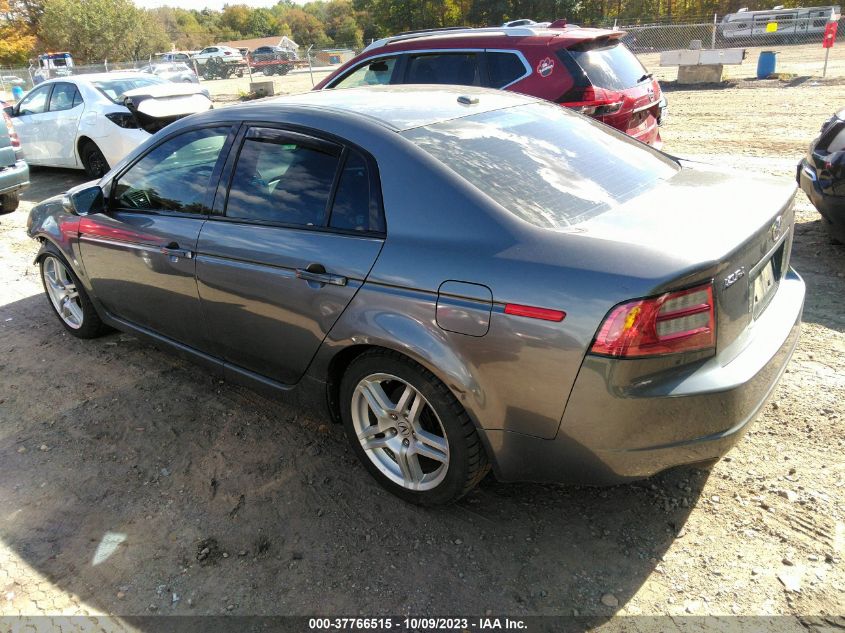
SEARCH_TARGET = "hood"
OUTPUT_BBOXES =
[121,84,212,133]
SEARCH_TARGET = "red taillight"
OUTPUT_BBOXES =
[566,86,625,117]
[505,303,566,322]
[590,283,715,358]
[3,109,20,149]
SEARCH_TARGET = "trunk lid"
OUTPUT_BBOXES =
[577,162,797,354]
[121,84,212,134]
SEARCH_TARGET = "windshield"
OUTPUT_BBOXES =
[93,77,165,102]
[402,102,679,229]
[565,42,649,91]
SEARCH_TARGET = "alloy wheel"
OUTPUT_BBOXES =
[351,373,450,491]
[43,256,83,329]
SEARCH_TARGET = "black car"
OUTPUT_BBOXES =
[798,108,845,243]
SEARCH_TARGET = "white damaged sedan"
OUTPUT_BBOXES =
[3,72,212,177]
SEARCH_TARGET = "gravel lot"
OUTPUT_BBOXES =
[0,66,843,626]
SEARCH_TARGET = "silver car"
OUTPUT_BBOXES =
[26,86,805,505]
[140,63,198,84]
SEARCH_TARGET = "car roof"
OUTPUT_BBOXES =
[364,25,623,54]
[266,85,537,131]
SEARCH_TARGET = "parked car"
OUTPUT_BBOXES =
[190,46,247,79]
[27,86,804,505]
[0,102,28,214]
[248,48,295,76]
[140,63,199,84]
[314,24,666,146]
[797,107,845,243]
[157,52,194,65]
[4,73,212,178]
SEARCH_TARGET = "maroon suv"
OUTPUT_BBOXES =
[314,23,665,146]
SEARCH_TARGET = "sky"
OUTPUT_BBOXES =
[133,0,307,9]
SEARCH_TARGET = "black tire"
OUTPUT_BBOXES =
[277,65,291,76]
[340,349,490,505]
[39,247,108,339]
[0,191,20,214]
[80,141,109,179]
[264,67,275,76]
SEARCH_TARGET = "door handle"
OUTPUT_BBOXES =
[295,267,347,287]
[161,243,194,259]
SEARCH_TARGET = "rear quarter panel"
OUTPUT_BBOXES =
[310,130,694,439]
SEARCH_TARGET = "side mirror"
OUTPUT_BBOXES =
[62,185,104,216]
[3,105,15,118]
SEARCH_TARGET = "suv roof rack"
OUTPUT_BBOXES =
[363,25,557,52]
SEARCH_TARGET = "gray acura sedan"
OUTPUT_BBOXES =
[27,86,805,505]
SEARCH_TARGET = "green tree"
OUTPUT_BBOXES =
[247,7,277,37]
[40,0,154,62]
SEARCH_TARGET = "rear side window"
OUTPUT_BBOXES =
[486,52,527,88]
[226,132,340,226]
[403,102,678,229]
[333,57,397,89]
[406,53,480,86]
[329,150,384,233]
[562,42,649,91]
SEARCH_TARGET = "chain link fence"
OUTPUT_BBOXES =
[0,47,359,101]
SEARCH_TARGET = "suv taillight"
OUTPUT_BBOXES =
[590,283,716,358]
[3,109,20,149]
[566,86,625,117]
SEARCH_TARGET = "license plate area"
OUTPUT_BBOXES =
[751,239,787,320]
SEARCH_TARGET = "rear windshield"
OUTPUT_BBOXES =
[564,42,649,91]
[93,77,165,103]
[402,102,678,229]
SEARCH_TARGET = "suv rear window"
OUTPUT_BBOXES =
[402,102,678,229]
[562,41,649,91]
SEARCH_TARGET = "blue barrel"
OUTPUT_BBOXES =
[757,51,778,79]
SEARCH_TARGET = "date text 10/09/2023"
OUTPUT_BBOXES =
[308,618,528,630]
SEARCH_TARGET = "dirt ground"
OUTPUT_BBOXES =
[0,65,844,629]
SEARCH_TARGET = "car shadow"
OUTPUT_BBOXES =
[790,217,845,333]
[0,292,705,622]
[22,167,89,203]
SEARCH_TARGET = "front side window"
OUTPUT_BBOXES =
[406,53,480,86]
[333,57,397,89]
[113,126,230,213]
[403,102,678,229]
[487,52,527,88]
[48,83,81,111]
[226,130,341,226]
[18,85,50,115]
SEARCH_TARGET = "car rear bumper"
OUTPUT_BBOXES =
[481,269,805,484]
[0,159,29,195]
[797,158,845,242]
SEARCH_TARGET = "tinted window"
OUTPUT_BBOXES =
[487,52,526,88]
[563,42,649,91]
[226,132,340,226]
[403,102,678,229]
[114,127,230,213]
[330,150,383,233]
[49,83,81,111]
[406,53,480,86]
[18,85,50,115]
[333,57,397,89]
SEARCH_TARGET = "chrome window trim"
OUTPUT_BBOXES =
[326,48,531,90]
